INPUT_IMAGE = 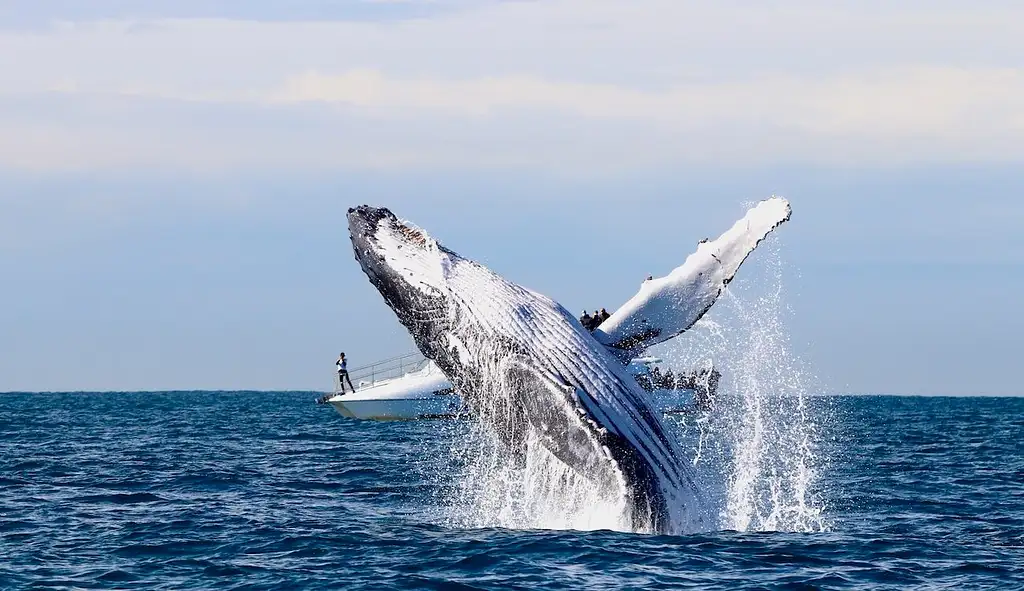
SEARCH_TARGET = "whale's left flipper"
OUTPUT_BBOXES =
[594,197,791,361]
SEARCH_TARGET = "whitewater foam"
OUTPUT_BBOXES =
[656,237,830,533]
[441,420,632,532]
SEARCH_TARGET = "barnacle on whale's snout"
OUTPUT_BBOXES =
[396,223,427,246]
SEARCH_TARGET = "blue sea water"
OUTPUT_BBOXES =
[1,392,1022,590]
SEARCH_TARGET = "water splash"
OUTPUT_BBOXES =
[438,420,632,532]
[656,238,830,533]
[423,351,634,531]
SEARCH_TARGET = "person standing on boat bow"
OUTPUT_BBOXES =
[336,352,356,393]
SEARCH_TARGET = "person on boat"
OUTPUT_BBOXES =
[336,352,355,393]
[598,308,611,323]
[580,310,594,331]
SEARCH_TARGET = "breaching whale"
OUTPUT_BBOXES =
[346,198,790,534]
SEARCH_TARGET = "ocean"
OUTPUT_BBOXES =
[1,391,1021,590]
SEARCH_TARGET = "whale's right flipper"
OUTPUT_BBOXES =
[594,197,791,362]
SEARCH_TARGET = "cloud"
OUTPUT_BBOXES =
[272,67,1024,138]
[1,1,1023,171]
[0,0,460,29]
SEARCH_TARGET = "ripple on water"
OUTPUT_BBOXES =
[0,392,1022,590]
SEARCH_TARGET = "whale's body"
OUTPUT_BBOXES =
[347,199,790,533]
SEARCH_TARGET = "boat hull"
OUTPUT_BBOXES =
[328,394,463,420]
[325,365,465,420]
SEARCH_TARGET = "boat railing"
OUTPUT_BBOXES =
[334,351,430,392]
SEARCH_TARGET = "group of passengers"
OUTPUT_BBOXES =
[580,308,611,332]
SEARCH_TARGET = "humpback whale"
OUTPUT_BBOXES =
[346,198,790,534]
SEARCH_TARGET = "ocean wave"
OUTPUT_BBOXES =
[0,392,1021,590]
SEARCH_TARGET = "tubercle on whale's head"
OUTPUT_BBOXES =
[347,205,452,355]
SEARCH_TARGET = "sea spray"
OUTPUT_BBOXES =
[433,354,635,532]
[656,238,830,533]
[440,422,632,532]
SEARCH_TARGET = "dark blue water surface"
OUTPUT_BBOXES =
[1,393,1022,590]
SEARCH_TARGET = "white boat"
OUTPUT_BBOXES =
[325,358,466,420]
[320,352,718,421]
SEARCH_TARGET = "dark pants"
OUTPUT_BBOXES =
[338,370,355,393]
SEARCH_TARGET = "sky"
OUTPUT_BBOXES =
[1,0,1022,395]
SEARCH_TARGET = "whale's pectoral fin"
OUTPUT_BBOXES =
[594,197,791,361]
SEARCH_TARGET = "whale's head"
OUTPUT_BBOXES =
[347,205,454,356]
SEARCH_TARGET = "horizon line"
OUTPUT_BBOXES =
[2,390,1021,398]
